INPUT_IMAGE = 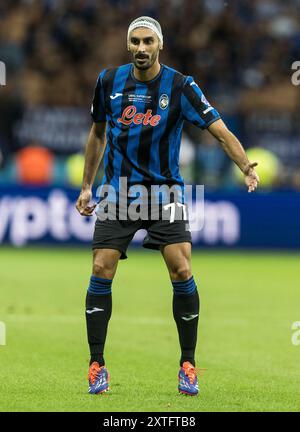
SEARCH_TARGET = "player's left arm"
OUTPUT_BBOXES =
[181,76,259,192]
[208,119,259,193]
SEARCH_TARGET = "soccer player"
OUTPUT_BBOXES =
[76,16,259,396]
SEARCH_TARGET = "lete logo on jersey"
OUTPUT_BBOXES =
[118,105,161,127]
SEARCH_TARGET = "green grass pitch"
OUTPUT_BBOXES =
[0,247,300,412]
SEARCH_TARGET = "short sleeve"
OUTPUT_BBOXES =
[181,76,220,129]
[91,71,106,122]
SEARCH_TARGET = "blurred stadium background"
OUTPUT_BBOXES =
[1,0,300,248]
[1,0,300,412]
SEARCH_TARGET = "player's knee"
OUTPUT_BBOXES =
[92,249,119,279]
[92,258,116,279]
[93,261,115,280]
[170,265,192,282]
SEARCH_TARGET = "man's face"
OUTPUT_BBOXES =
[129,28,160,70]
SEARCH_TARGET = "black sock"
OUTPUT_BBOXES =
[172,277,200,367]
[85,276,112,367]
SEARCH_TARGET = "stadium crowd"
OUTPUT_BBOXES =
[0,0,300,189]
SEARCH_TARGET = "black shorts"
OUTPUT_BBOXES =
[92,217,192,259]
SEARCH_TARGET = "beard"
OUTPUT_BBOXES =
[133,49,159,70]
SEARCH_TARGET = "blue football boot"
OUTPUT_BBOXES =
[178,361,199,396]
[88,362,110,394]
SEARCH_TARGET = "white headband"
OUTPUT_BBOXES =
[127,16,163,49]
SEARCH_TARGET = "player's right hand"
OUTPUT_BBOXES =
[76,189,96,216]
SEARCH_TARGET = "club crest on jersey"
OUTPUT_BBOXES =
[118,105,161,127]
[159,94,169,110]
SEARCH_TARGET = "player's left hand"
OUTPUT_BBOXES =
[244,162,260,193]
[76,189,96,216]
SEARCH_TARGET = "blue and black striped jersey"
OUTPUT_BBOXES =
[91,63,220,191]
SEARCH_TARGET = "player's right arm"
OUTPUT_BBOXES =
[76,122,106,216]
[76,71,107,216]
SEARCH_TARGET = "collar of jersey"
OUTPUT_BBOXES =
[130,63,164,85]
